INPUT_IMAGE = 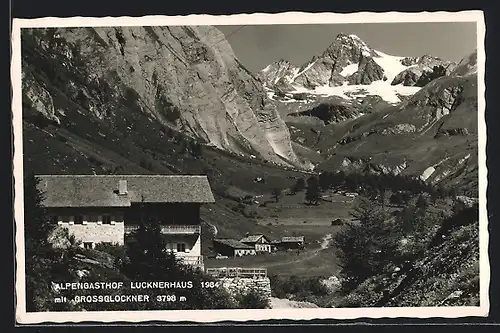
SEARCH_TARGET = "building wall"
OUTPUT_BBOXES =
[255,244,272,253]
[47,206,203,250]
[235,248,256,256]
[166,235,202,258]
[49,208,126,247]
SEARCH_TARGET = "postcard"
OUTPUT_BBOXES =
[12,10,488,324]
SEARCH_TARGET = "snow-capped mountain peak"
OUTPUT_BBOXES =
[260,33,457,105]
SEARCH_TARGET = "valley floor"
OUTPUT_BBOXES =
[205,190,350,277]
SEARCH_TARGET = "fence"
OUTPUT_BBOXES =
[205,267,267,278]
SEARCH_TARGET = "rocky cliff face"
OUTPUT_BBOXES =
[391,55,457,87]
[290,102,361,125]
[21,26,305,168]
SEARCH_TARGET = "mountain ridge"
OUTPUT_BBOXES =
[260,33,462,105]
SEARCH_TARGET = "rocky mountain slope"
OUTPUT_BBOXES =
[260,33,457,106]
[314,50,479,196]
[265,46,479,196]
[21,26,308,169]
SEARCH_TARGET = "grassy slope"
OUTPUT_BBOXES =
[281,76,478,196]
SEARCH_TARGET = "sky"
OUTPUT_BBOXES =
[216,23,477,74]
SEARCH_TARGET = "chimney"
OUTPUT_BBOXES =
[118,180,128,195]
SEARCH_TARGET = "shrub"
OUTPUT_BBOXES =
[235,289,270,309]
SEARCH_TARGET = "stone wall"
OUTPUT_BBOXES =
[218,277,272,301]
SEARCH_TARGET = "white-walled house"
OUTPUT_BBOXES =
[240,234,272,253]
[212,239,257,257]
[36,175,215,269]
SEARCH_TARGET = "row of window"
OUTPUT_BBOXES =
[52,215,123,225]
[81,242,189,252]
[167,243,188,252]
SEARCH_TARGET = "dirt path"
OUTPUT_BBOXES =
[262,233,332,268]
[269,297,318,308]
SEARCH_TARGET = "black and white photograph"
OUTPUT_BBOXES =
[12,11,488,323]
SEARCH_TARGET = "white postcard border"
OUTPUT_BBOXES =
[12,10,488,324]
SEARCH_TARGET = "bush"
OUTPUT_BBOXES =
[235,289,270,309]
[270,275,329,300]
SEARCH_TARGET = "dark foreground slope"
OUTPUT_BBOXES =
[333,202,479,307]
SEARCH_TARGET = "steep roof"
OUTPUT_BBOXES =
[240,234,268,243]
[213,238,254,249]
[36,175,215,207]
[281,236,305,243]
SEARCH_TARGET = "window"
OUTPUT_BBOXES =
[102,215,112,224]
[61,216,70,223]
[176,243,186,252]
[74,215,84,224]
[51,216,58,224]
[83,242,94,249]
[114,214,124,223]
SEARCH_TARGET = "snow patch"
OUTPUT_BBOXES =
[420,166,436,181]
[340,63,359,77]
[291,61,317,81]
[290,81,420,104]
[373,50,410,83]
[262,64,272,73]
[458,153,471,165]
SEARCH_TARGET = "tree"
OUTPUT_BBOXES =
[390,192,404,205]
[24,173,79,312]
[291,178,306,194]
[121,198,184,280]
[24,172,55,250]
[272,188,282,203]
[190,141,203,158]
[318,172,332,191]
[416,194,429,210]
[333,196,394,292]
[121,199,238,310]
[235,289,270,309]
[174,132,184,145]
[305,176,321,205]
